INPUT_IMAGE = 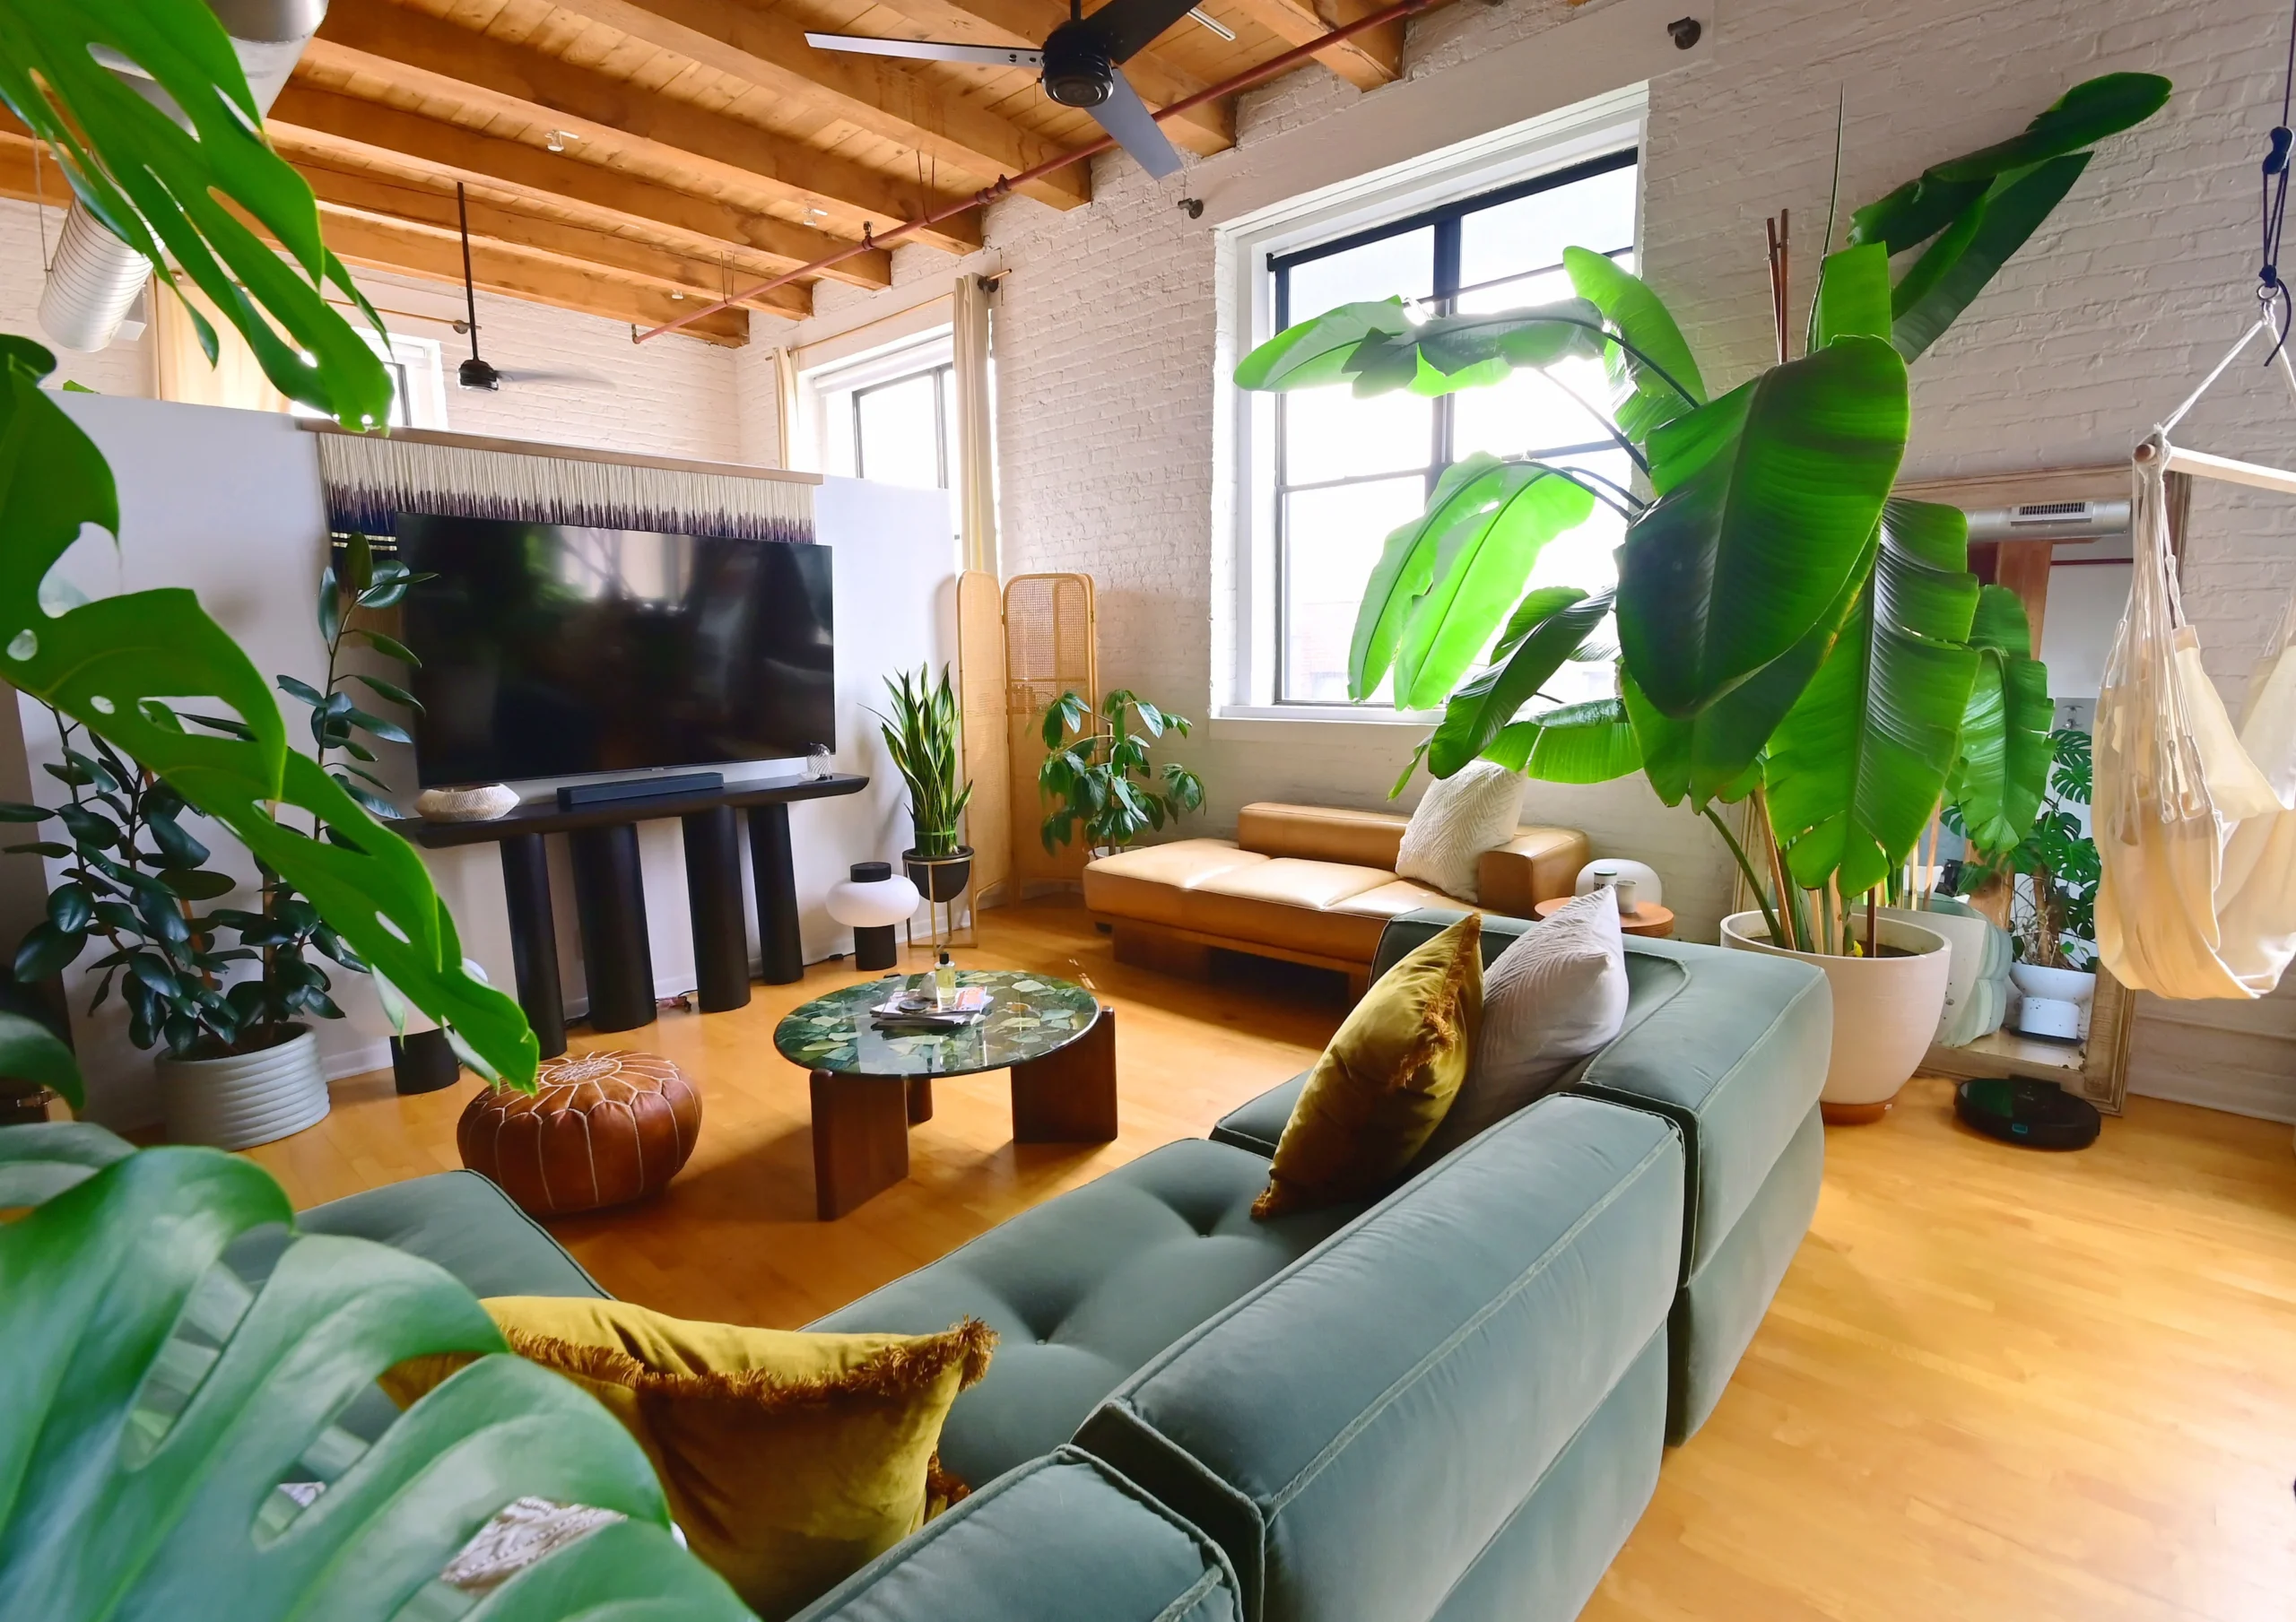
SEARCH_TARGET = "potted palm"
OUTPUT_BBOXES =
[1232,74,2168,1122]
[874,664,975,903]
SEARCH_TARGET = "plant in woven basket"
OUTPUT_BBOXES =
[1039,690,1206,854]
[874,664,972,858]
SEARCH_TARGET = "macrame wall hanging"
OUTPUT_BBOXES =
[307,425,818,544]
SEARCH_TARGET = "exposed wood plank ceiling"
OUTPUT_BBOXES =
[213,0,1415,344]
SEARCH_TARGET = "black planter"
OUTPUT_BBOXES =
[904,846,974,904]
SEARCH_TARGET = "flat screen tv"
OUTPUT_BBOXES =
[396,514,835,787]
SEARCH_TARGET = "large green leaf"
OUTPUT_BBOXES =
[0,0,391,426]
[0,355,535,1086]
[1847,73,2170,254]
[1627,526,1875,810]
[1232,298,1414,391]
[0,1140,748,1620]
[1811,245,1893,347]
[1490,697,1642,784]
[1350,300,1608,397]
[1425,587,1609,776]
[0,1010,80,1111]
[1949,585,2055,854]
[1889,154,2090,362]
[1617,335,1909,720]
[1394,469,1596,709]
[1765,498,1982,895]
[1561,247,1707,443]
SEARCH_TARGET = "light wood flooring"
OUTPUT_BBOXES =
[249,899,2296,1621]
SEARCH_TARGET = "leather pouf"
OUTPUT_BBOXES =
[458,1050,701,1216]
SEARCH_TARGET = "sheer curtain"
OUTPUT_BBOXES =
[152,281,291,414]
[952,273,999,577]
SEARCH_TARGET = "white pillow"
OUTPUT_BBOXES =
[1395,759,1525,902]
[1418,889,1628,1159]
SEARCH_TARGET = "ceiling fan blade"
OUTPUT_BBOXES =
[1074,0,1202,63]
[1087,70,1182,179]
[803,32,1042,68]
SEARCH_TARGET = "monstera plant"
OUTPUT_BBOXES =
[0,1124,749,1620]
[0,0,534,1087]
[1234,73,2168,955]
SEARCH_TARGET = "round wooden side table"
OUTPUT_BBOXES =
[1534,897,1676,939]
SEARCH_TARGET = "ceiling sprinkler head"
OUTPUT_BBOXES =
[545,129,578,152]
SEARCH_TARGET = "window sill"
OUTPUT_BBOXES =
[1208,705,1438,742]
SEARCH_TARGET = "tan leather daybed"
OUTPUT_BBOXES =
[1081,802,1587,995]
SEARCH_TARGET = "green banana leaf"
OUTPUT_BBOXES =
[1393,470,1596,708]
[1344,301,1608,397]
[0,1010,81,1111]
[1232,298,1414,391]
[1626,526,1875,810]
[0,350,536,1087]
[1617,335,1909,720]
[1811,245,1893,347]
[1561,247,1707,443]
[1765,499,1982,895]
[1425,587,1610,776]
[1846,73,2170,254]
[1889,154,2090,362]
[0,0,391,426]
[1949,585,2056,854]
[1489,697,1642,784]
[0,1137,750,1621]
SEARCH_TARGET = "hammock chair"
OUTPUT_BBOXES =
[2096,318,2296,998]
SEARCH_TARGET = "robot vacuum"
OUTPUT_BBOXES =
[1953,1078,2100,1150]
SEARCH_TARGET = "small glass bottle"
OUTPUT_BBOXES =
[934,951,957,1009]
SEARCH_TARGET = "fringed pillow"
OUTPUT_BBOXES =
[383,1297,994,1620]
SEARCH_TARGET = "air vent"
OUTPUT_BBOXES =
[1962,499,2131,543]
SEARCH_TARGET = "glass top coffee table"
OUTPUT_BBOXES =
[774,969,1118,1219]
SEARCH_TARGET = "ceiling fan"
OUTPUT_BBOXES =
[450,183,615,394]
[805,0,1204,180]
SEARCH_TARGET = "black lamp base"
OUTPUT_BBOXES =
[853,924,900,972]
[393,1029,464,1095]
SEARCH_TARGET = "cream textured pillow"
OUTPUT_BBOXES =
[1416,889,1628,1161]
[1395,759,1526,902]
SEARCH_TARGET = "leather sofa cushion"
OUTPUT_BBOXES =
[1237,802,1408,868]
[1475,828,1593,917]
[807,1139,1361,1491]
[1083,839,1270,926]
[1076,1096,1683,1622]
[793,1448,1240,1622]
[1181,861,1403,961]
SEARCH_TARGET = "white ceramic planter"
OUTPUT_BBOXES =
[155,1024,330,1149]
[1722,911,1952,1123]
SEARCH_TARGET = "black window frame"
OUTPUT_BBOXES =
[1266,146,1639,707]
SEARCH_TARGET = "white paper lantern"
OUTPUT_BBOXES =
[1574,858,1662,908]
[828,863,920,928]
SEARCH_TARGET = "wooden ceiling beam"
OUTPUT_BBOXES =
[542,0,1089,210]
[861,0,1234,153]
[269,86,892,289]
[313,210,752,344]
[1217,0,1400,91]
[309,0,984,253]
[298,162,811,318]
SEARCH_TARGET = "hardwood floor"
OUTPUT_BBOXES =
[248,898,2296,1620]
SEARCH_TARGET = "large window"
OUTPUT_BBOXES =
[810,335,958,493]
[1266,150,1638,706]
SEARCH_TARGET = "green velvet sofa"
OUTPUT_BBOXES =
[199,908,1829,1620]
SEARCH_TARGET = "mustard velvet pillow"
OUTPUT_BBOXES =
[1254,913,1483,1218]
[382,1297,995,1620]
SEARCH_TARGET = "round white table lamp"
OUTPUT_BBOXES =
[1574,858,1662,909]
[828,861,920,970]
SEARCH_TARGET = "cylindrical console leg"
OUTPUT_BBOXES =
[682,804,752,1012]
[570,823,657,1033]
[749,802,804,984]
[499,832,567,1060]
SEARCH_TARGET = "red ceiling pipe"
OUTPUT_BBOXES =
[633,0,1439,343]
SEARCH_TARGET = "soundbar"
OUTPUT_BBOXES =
[556,771,726,811]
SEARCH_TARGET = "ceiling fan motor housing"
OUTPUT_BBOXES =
[1041,24,1114,107]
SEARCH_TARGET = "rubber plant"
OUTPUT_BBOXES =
[0,0,535,1085]
[1232,73,2170,953]
[0,1124,750,1621]
[1039,690,1206,854]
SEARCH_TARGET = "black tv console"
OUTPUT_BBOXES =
[389,774,867,1058]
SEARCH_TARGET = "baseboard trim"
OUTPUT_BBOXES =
[2127,1073,2296,1125]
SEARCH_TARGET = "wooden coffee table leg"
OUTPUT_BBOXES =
[1011,1007,1119,1144]
[907,1076,935,1124]
[812,1071,910,1219]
